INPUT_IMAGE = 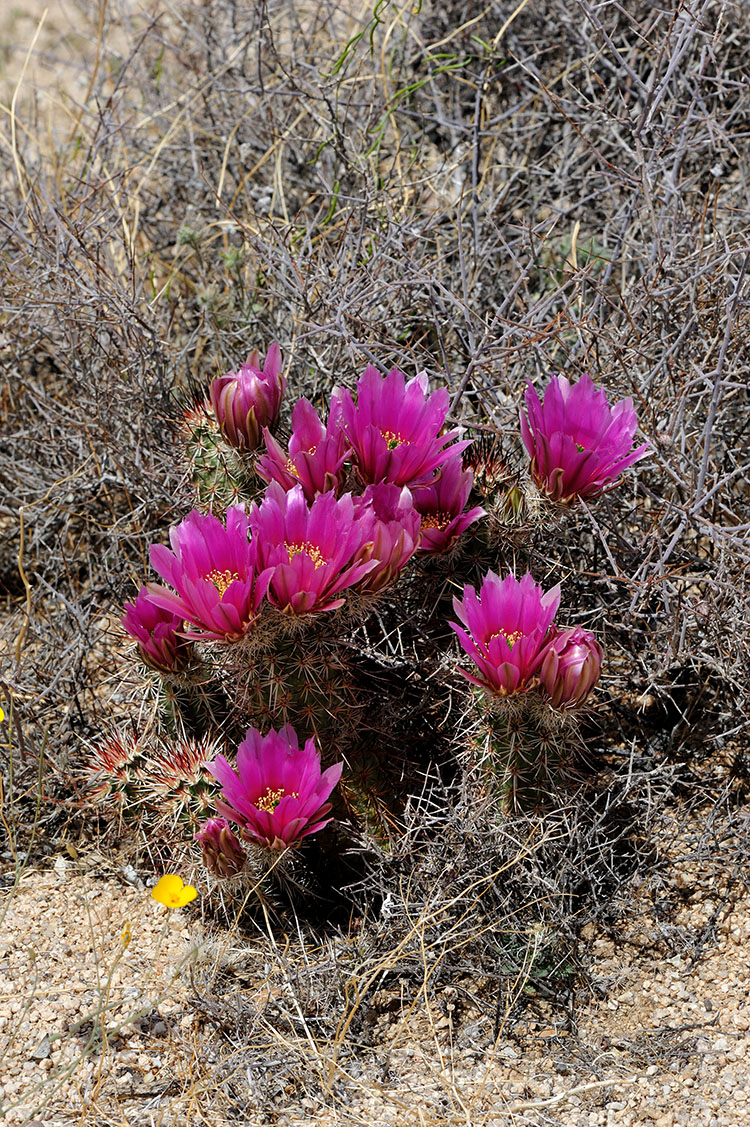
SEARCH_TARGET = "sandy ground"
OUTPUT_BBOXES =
[1,857,748,1126]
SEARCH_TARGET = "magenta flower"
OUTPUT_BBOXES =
[249,483,377,615]
[210,342,285,450]
[520,372,649,502]
[195,817,247,878]
[539,627,603,709]
[450,571,560,697]
[147,506,272,641]
[256,396,351,501]
[332,365,470,488]
[352,484,421,594]
[205,724,343,851]
[122,586,194,673]
[412,455,485,553]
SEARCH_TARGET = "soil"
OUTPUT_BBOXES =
[1,843,749,1126]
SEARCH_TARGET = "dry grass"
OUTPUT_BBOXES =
[1,0,750,1122]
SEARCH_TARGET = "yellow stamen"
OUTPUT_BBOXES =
[256,786,299,813]
[381,429,408,451]
[284,541,327,568]
[419,511,451,531]
[285,444,316,476]
[490,628,523,649]
[205,568,240,597]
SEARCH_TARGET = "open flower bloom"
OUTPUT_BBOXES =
[332,365,470,488]
[205,724,343,851]
[520,372,649,502]
[352,484,421,594]
[147,506,272,641]
[412,455,485,552]
[249,482,377,614]
[122,586,194,673]
[450,570,561,697]
[151,874,198,908]
[538,626,603,708]
[195,817,247,878]
[256,396,351,501]
[210,342,285,450]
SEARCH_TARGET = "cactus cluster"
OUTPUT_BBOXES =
[87,348,648,900]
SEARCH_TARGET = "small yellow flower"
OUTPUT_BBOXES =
[121,922,132,948]
[0,706,5,722]
[151,874,198,909]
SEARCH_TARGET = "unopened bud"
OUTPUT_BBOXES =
[539,627,602,708]
[195,817,247,878]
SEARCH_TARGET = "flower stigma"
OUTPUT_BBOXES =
[489,628,523,649]
[381,429,408,451]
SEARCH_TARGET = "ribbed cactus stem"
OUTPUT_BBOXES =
[181,404,262,510]
[222,628,357,751]
[158,668,227,739]
[482,698,570,813]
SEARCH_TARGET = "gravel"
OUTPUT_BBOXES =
[1,856,749,1125]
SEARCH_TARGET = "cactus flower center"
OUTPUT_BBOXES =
[381,429,408,450]
[205,568,240,597]
[284,445,316,477]
[489,628,523,649]
[419,510,451,530]
[255,786,299,813]
[284,541,327,568]
[575,442,585,453]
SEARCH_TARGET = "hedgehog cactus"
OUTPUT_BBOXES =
[138,736,221,827]
[227,630,359,750]
[84,731,145,807]
[85,732,220,829]
[452,569,602,811]
[462,435,539,540]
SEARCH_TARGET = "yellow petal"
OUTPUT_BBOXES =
[175,884,198,907]
[0,706,5,722]
[151,874,185,906]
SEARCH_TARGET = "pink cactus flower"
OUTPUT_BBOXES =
[256,396,351,501]
[520,372,649,502]
[205,724,343,851]
[210,342,285,450]
[249,482,377,615]
[450,571,561,697]
[195,817,247,878]
[332,365,470,488]
[147,505,272,641]
[352,484,421,594]
[122,586,194,673]
[539,627,603,708]
[412,455,486,553]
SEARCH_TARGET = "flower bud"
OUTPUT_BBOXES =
[352,484,420,593]
[210,343,285,450]
[122,587,194,674]
[539,627,602,708]
[195,817,247,878]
